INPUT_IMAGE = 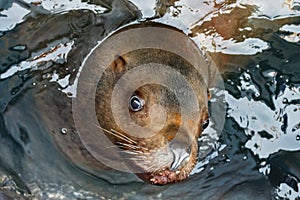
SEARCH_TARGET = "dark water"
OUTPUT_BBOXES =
[0,0,300,199]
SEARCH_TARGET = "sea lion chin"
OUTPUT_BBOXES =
[94,47,210,185]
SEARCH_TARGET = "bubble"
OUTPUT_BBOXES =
[10,87,19,95]
[254,92,260,97]
[10,45,27,51]
[282,98,289,103]
[244,73,251,81]
[61,128,68,135]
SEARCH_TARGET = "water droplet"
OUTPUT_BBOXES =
[292,123,300,132]
[296,135,300,141]
[263,70,276,78]
[282,98,288,103]
[32,82,36,86]
[243,156,247,160]
[66,92,73,97]
[244,75,251,81]
[61,128,68,135]
[10,87,19,95]
[11,45,27,51]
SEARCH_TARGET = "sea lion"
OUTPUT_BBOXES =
[94,49,209,185]
[24,20,223,186]
[70,23,223,185]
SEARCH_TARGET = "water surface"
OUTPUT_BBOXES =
[0,0,300,199]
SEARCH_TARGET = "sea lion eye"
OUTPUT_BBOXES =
[129,95,144,112]
[202,118,209,130]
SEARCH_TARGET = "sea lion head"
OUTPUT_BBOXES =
[95,48,209,185]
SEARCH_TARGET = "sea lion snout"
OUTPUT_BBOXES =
[169,129,193,170]
[170,147,191,171]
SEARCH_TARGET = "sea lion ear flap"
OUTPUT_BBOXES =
[111,55,127,74]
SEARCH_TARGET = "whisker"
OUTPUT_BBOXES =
[106,145,120,149]
[145,163,156,172]
[127,157,148,161]
[137,146,149,151]
[117,141,149,151]
[118,150,139,155]
[118,148,144,155]
[93,124,134,144]
[116,141,141,150]
[110,128,137,144]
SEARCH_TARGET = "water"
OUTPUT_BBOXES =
[0,0,300,199]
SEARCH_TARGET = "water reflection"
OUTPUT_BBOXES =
[0,0,300,199]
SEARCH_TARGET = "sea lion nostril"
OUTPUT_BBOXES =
[170,148,190,171]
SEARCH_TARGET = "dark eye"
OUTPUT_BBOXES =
[129,95,144,112]
[202,118,209,130]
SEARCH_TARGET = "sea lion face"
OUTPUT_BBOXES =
[126,84,201,185]
[95,48,209,185]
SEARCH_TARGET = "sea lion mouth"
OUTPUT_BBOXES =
[131,137,196,185]
[137,168,190,185]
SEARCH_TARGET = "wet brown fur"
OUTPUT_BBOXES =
[95,48,209,184]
